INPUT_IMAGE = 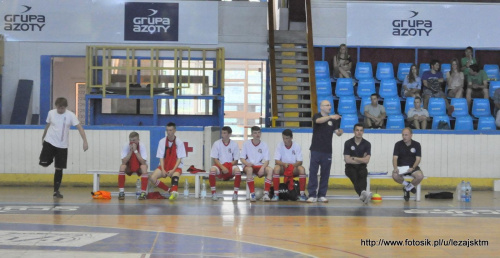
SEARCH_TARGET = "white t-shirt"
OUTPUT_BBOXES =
[44,109,80,148]
[274,141,303,164]
[121,141,148,162]
[210,139,240,164]
[156,137,186,168]
[241,139,269,166]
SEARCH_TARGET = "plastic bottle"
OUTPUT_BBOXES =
[201,179,207,199]
[460,180,466,202]
[455,181,461,201]
[465,182,472,202]
[184,179,189,198]
[136,179,141,198]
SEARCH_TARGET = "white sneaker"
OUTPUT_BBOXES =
[211,194,218,201]
[232,193,238,201]
[262,194,270,202]
[364,191,373,204]
[360,190,367,202]
[318,197,329,203]
[249,193,256,202]
[307,197,317,203]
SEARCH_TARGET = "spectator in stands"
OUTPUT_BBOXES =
[401,64,421,97]
[392,127,424,202]
[343,123,372,204]
[406,97,430,130]
[446,58,464,98]
[364,93,386,129]
[333,44,352,78]
[466,64,489,107]
[421,59,453,115]
[461,46,477,77]
[493,88,500,128]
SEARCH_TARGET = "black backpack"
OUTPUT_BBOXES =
[437,121,450,130]
[269,180,300,201]
[425,191,453,199]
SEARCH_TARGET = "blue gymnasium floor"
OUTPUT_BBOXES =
[0,187,499,257]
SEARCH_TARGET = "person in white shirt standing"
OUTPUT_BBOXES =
[40,97,88,199]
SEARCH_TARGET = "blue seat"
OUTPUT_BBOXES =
[383,97,401,116]
[379,79,399,99]
[360,97,371,115]
[471,98,492,117]
[357,78,376,98]
[432,115,451,129]
[484,64,500,81]
[340,114,359,131]
[441,63,451,80]
[397,63,412,82]
[477,116,496,130]
[386,115,405,129]
[450,98,469,117]
[454,116,474,130]
[337,96,357,115]
[316,95,335,115]
[489,80,500,99]
[315,61,330,80]
[354,62,373,80]
[428,98,446,117]
[376,62,395,81]
[335,78,354,97]
[419,63,430,78]
[316,78,333,96]
[404,97,415,115]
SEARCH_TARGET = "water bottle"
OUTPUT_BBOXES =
[135,179,141,198]
[460,180,466,202]
[465,182,472,202]
[183,179,189,198]
[201,179,207,199]
[455,181,461,201]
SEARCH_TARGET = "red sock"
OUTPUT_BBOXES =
[273,174,280,191]
[118,172,126,189]
[247,179,255,194]
[209,172,216,194]
[155,180,169,192]
[234,172,241,193]
[141,175,148,192]
[171,185,178,192]
[264,179,271,192]
[299,175,306,192]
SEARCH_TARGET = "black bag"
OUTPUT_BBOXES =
[269,180,300,201]
[437,121,450,130]
[425,191,453,199]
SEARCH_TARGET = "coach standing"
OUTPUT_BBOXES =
[307,100,343,203]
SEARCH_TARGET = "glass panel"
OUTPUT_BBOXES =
[225,70,245,80]
[225,87,244,103]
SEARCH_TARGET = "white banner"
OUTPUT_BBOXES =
[0,0,218,44]
[347,3,500,48]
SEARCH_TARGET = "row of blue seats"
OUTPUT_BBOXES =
[315,61,500,83]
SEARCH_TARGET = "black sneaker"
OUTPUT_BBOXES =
[53,191,63,199]
[410,187,417,194]
[118,192,125,200]
[403,187,410,201]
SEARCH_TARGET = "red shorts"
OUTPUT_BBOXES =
[125,165,143,176]
[217,172,235,181]
[156,166,183,176]
[246,165,263,174]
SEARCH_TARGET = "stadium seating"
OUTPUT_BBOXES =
[471,98,492,118]
[383,97,402,116]
[337,96,357,115]
[317,94,335,115]
[432,115,451,129]
[315,61,330,80]
[397,63,412,82]
[386,115,405,129]
[340,114,359,130]
[450,98,469,117]
[404,97,415,115]
[379,79,399,99]
[441,63,451,80]
[316,78,333,96]
[357,78,376,98]
[375,62,395,81]
[428,98,446,117]
[489,80,500,99]
[484,64,500,81]
[360,97,371,115]
[454,116,474,130]
[419,63,430,78]
[354,62,374,80]
[477,116,497,130]
[335,78,355,97]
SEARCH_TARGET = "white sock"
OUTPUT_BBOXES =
[405,183,415,191]
[402,181,410,187]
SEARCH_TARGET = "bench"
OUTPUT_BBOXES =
[328,174,426,201]
[87,170,209,198]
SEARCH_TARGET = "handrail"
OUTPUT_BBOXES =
[268,0,278,127]
[0,34,4,75]
[305,0,317,115]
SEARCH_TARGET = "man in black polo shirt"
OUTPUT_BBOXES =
[392,127,424,201]
[307,100,343,203]
[343,123,372,204]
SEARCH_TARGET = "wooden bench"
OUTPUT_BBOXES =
[87,170,209,198]
[327,174,426,201]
